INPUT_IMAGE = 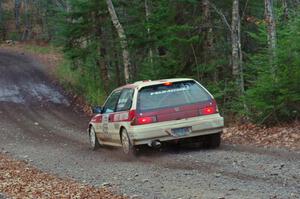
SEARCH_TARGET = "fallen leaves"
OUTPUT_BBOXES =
[0,154,127,199]
[223,122,300,150]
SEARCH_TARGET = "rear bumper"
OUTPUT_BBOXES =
[129,114,224,145]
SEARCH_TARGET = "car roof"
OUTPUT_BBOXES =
[119,78,195,90]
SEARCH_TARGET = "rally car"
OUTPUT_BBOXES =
[88,78,224,156]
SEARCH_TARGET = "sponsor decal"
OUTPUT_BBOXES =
[113,112,129,122]
[150,86,189,96]
[102,115,109,134]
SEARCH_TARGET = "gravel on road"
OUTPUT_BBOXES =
[0,49,299,199]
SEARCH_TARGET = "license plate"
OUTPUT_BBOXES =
[171,127,191,137]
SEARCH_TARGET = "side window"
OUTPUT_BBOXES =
[116,89,134,112]
[102,90,121,114]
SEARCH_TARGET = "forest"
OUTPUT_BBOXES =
[0,0,299,125]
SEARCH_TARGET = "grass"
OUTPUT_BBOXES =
[54,59,106,106]
[23,44,58,54]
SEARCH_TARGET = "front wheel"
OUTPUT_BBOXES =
[121,128,136,157]
[89,127,100,150]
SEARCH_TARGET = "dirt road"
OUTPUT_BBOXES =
[0,50,299,199]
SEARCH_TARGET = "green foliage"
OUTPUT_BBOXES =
[54,0,119,105]
[137,0,202,80]
[55,59,106,105]
[7,32,19,41]
[243,13,300,124]
[55,0,300,124]
[2,0,299,125]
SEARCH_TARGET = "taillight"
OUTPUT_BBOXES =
[132,115,157,125]
[137,117,153,124]
[201,100,218,115]
[202,107,215,115]
[163,82,173,86]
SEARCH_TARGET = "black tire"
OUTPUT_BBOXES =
[89,127,100,151]
[120,128,137,157]
[205,132,221,149]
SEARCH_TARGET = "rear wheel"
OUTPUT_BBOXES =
[121,128,136,157]
[205,132,221,149]
[89,127,100,150]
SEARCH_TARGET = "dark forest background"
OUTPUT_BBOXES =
[0,0,299,125]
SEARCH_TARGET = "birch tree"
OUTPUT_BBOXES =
[265,0,277,77]
[106,0,131,83]
[231,0,244,94]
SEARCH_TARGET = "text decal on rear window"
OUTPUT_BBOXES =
[150,86,189,96]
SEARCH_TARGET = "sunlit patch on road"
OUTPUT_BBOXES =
[24,82,69,105]
[0,86,25,103]
[0,83,69,105]
[0,51,69,106]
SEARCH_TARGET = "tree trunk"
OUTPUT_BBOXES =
[114,52,122,86]
[97,55,110,95]
[202,0,213,54]
[95,13,110,95]
[145,0,154,68]
[99,42,110,94]
[202,0,216,82]
[282,0,288,20]
[98,34,110,95]
[231,0,244,94]
[14,0,21,32]
[106,0,131,83]
[0,0,2,25]
[265,0,277,77]
[292,0,300,7]
[0,0,6,40]
[22,0,32,40]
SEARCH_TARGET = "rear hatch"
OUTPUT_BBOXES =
[134,80,218,125]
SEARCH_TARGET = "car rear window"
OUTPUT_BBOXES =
[137,81,211,112]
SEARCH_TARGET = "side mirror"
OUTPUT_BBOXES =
[92,106,102,114]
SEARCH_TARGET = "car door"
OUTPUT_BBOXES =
[100,90,121,142]
[110,88,134,143]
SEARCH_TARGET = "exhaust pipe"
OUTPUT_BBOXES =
[150,140,162,148]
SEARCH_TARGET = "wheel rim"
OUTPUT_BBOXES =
[90,129,96,148]
[122,132,130,154]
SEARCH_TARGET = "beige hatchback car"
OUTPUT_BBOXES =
[88,78,224,155]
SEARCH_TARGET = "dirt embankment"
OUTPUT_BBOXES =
[223,122,300,150]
